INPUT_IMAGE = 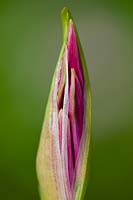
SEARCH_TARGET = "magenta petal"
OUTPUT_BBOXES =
[68,22,84,89]
[67,22,85,187]
[68,69,79,164]
[75,71,84,141]
[67,117,74,188]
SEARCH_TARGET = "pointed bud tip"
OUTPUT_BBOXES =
[61,7,75,41]
[61,7,71,19]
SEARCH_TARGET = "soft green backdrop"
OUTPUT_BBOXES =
[0,1,133,199]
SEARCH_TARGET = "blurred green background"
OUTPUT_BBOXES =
[0,0,133,199]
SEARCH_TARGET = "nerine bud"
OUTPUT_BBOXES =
[36,7,91,200]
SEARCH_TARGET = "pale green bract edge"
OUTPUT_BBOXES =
[36,7,92,200]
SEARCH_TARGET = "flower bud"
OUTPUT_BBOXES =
[36,7,91,200]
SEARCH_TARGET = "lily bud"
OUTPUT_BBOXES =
[36,7,91,200]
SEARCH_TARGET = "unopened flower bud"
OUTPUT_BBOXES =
[36,7,91,200]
